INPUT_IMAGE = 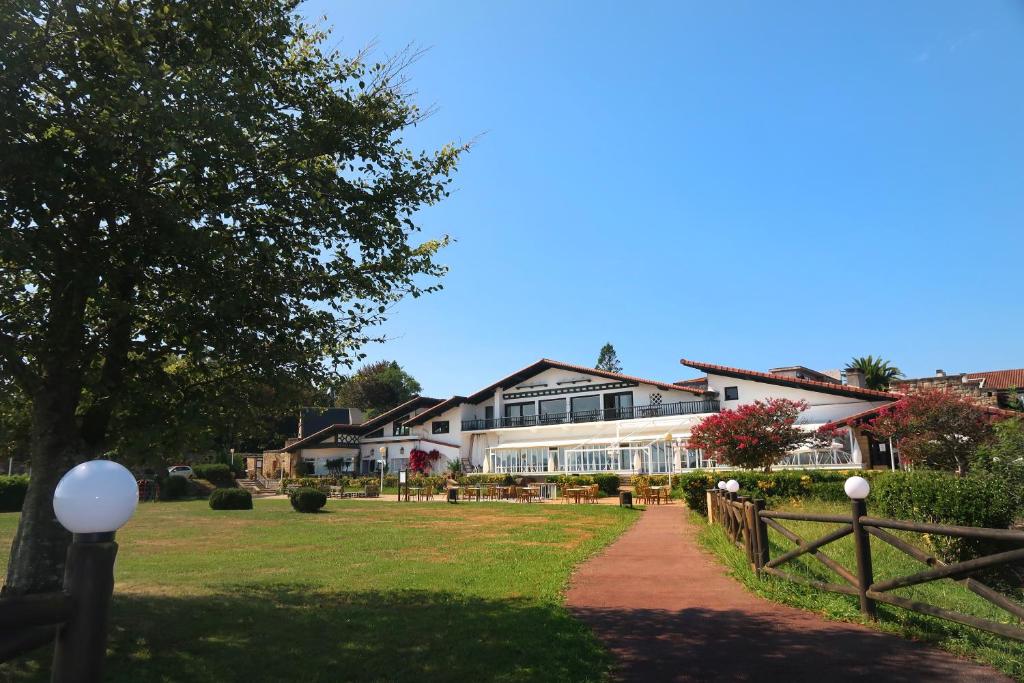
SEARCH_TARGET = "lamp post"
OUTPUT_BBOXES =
[51,459,138,682]
[378,446,387,496]
[844,475,876,619]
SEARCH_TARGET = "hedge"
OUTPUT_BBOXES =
[160,475,190,500]
[290,487,327,513]
[0,476,29,512]
[208,488,253,510]
[192,463,235,487]
[873,470,1015,563]
[677,469,885,514]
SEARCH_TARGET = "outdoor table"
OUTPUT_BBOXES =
[521,486,540,502]
[565,487,585,504]
[408,486,422,501]
[649,485,668,505]
[462,486,482,501]
[495,485,512,500]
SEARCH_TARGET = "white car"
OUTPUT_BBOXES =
[167,465,194,479]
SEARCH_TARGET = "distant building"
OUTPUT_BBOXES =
[892,368,1024,410]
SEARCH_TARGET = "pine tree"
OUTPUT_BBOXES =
[595,343,623,373]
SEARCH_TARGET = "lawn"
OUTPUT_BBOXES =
[0,498,639,682]
[696,500,1024,681]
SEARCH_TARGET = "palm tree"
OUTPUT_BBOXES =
[846,356,904,391]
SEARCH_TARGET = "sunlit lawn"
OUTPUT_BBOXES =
[696,500,1024,681]
[0,499,639,682]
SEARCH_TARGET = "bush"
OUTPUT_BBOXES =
[676,469,886,514]
[160,475,190,500]
[974,417,1024,519]
[593,473,621,497]
[208,488,253,510]
[0,476,29,512]
[290,487,327,513]
[874,470,1016,563]
[192,463,235,487]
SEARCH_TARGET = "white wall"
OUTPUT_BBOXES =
[705,373,889,424]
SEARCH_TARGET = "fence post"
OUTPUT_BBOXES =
[753,498,769,571]
[706,489,715,524]
[850,498,877,620]
[52,533,119,683]
[739,496,754,566]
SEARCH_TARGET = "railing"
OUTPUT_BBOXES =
[462,400,720,431]
[707,489,1024,642]
[0,534,119,680]
[254,474,281,492]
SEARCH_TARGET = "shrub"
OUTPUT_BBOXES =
[192,463,235,487]
[593,473,621,497]
[676,469,886,514]
[290,487,327,513]
[0,476,29,512]
[874,470,1015,563]
[208,488,253,510]
[161,475,190,500]
[974,417,1024,518]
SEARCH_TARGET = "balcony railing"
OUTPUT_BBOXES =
[461,399,719,431]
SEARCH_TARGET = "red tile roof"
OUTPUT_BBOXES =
[679,359,900,401]
[963,369,1024,390]
[823,400,1020,429]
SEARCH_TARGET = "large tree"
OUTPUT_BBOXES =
[0,1,463,593]
[334,360,421,417]
[847,355,903,391]
[595,343,622,373]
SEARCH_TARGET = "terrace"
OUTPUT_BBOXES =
[461,399,720,431]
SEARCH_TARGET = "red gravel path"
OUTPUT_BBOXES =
[566,504,1011,682]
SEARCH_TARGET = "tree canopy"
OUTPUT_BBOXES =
[595,343,622,373]
[847,356,903,391]
[688,398,811,472]
[334,360,422,417]
[0,0,463,593]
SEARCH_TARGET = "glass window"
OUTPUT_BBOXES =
[539,398,566,423]
[603,391,634,419]
[432,420,450,434]
[393,414,411,436]
[724,386,739,401]
[571,395,600,418]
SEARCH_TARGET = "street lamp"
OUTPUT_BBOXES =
[844,475,870,500]
[50,459,138,680]
[378,446,387,492]
[53,460,138,539]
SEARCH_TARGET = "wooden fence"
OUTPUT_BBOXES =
[708,488,1024,642]
[0,534,118,682]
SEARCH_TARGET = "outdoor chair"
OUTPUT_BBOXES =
[485,485,498,501]
[586,484,599,503]
[508,485,519,501]
[364,485,379,498]
[423,487,434,501]
[517,487,534,503]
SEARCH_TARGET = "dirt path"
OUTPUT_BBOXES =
[565,504,1011,682]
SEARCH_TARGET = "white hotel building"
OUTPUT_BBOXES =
[268,358,898,478]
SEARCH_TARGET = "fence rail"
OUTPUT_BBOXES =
[707,488,1024,642]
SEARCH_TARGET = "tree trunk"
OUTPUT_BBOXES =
[3,383,82,595]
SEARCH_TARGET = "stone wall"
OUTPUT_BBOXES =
[890,374,1001,407]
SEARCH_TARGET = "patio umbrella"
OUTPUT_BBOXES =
[632,451,642,472]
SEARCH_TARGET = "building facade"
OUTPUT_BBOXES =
[255,357,901,478]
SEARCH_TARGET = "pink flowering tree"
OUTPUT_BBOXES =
[688,399,811,472]
[864,390,997,476]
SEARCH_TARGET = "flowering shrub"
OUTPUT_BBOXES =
[408,448,440,474]
[688,399,811,472]
[865,390,998,476]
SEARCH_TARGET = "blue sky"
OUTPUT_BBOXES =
[303,1,1024,398]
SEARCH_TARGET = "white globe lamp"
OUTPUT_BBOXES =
[716,480,726,490]
[844,475,871,500]
[53,460,138,537]
[726,479,740,493]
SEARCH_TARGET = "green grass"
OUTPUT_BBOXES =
[0,499,639,682]
[695,500,1024,681]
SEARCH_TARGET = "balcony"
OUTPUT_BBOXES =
[461,399,719,431]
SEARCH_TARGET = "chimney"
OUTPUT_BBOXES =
[846,368,866,388]
[935,369,946,377]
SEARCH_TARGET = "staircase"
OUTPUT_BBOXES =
[461,457,475,473]
[237,477,280,495]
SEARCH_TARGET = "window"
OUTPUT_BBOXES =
[432,420,450,434]
[571,395,600,421]
[724,386,739,401]
[485,405,494,421]
[539,398,566,423]
[393,414,410,436]
[603,391,634,419]
[365,428,384,439]
[504,402,536,426]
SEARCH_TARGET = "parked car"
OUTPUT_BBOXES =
[167,465,194,479]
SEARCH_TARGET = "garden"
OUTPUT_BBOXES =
[0,497,639,682]
[681,393,1024,680]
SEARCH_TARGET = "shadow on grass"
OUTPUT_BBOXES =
[3,584,610,683]
[571,606,1011,683]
